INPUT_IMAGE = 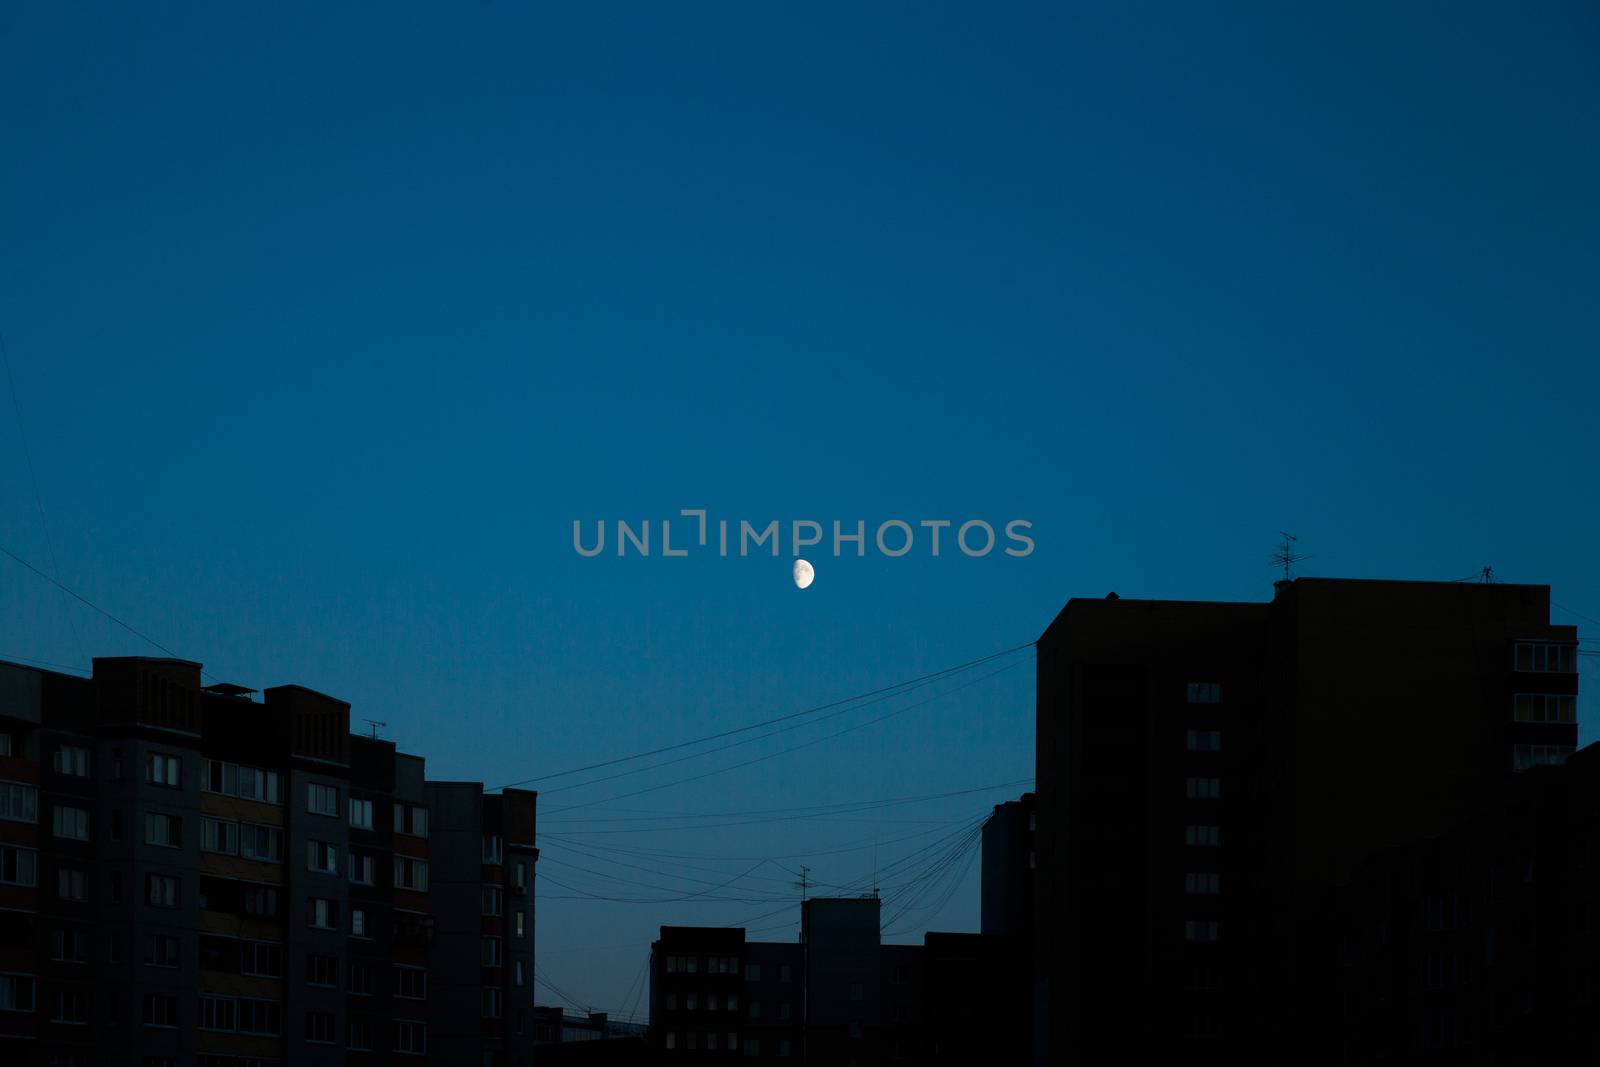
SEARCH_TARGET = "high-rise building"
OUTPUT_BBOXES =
[0,655,539,1067]
[1033,578,1580,1062]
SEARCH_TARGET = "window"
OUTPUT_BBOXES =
[482,936,503,967]
[308,897,339,929]
[243,885,278,918]
[666,1032,677,1050]
[307,783,339,817]
[53,804,90,840]
[709,956,739,974]
[349,852,376,885]
[349,1020,374,1051]
[53,745,91,777]
[746,963,762,981]
[749,1000,763,1019]
[351,908,368,937]
[1512,693,1577,724]
[1513,744,1575,772]
[240,823,282,862]
[306,953,338,987]
[144,934,180,967]
[1185,919,1220,942]
[395,965,428,999]
[1185,872,1222,895]
[483,886,503,916]
[513,860,527,892]
[143,993,178,1027]
[1185,824,1221,847]
[200,817,238,855]
[514,960,525,986]
[306,1010,337,1044]
[0,781,38,823]
[238,998,282,1035]
[396,1020,427,1055]
[146,752,181,787]
[515,910,526,937]
[1186,729,1222,752]
[395,856,429,891]
[0,734,9,757]
[349,797,373,829]
[850,982,864,1002]
[710,993,721,1010]
[1185,777,1222,800]
[746,1038,762,1056]
[780,1038,792,1057]
[780,964,792,983]
[145,812,181,848]
[306,840,338,873]
[483,834,504,864]
[0,973,37,1012]
[0,845,37,886]
[241,941,282,977]
[349,962,373,995]
[1515,642,1577,674]
[52,988,89,1024]
[199,995,237,1032]
[394,802,429,837]
[50,928,90,963]
[204,760,284,804]
[1186,682,1222,704]
[147,874,178,908]
[483,987,502,1018]
[58,867,87,901]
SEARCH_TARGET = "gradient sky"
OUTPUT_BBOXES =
[2,2,1598,1017]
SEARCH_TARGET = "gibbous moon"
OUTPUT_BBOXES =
[793,558,815,589]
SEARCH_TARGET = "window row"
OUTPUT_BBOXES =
[664,992,747,1012]
[1512,693,1576,724]
[1514,642,1577,674]
[1512,744,1574,772]
[201,817,284,861]
[202,759,282,804]
[1185,777,1222,800]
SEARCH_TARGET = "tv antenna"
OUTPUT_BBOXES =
[794,865,810,901]
[1270,532,1310,582]
[363,718,387,740]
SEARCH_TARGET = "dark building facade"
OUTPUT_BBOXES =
[1034,578,1580,1063]
[0,655,539,1067]
[648,897,1021,1063]
[1334,742,1600,1064]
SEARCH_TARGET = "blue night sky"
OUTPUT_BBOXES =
[2,3,1597,1016]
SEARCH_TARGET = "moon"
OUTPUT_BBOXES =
[793,558,815,589]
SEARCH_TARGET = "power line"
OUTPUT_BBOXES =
[541,658,1028,817]
[0,330,86,668]
[0,542,215,680]
[489,641,1035,792]
[538,778,1036,830]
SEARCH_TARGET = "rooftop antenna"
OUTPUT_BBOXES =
[363,718,386,740]
[1479,566,1496,584]
[795,865,810,902]
[1270,532,1310,582]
